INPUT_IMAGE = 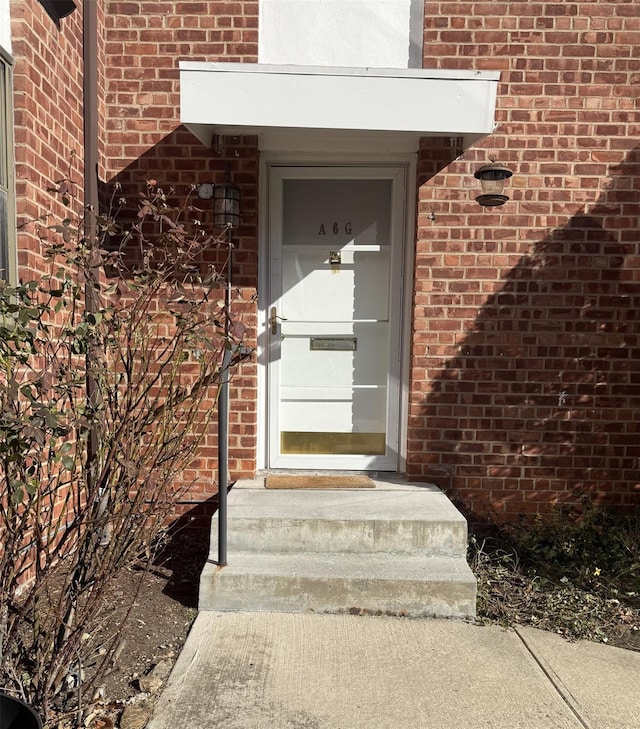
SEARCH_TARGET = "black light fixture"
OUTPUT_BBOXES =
[39,0,77,23]
[213,177,241,229]
[474,161,513,207]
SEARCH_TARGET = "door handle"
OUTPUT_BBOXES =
[270,306,287,335]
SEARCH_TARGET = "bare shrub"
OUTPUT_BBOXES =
[0,180,248,724]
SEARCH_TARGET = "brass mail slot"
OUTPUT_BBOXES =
[310,337,357,351]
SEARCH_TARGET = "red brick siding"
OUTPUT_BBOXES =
[104,2,260,495]
[11,0,640,518]
[410,1,640,519]
[103,1,258,181]
[10,0,85,279]
[6,1,86,587]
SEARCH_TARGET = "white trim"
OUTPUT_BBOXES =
[257,130,426,155]
[256,155,270,471]
[180,61,499,81]
[398,157,417,474]
[258,162,410,472]
[180,62,500,153]
[263,148,419,164]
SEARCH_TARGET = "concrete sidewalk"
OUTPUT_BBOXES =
[147,612,640,729]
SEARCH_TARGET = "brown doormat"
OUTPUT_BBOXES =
[264,475,375,489]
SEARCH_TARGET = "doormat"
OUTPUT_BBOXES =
[264,475,376,489]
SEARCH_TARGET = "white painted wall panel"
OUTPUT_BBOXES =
[0,0,11,53]
[259,0,424,69]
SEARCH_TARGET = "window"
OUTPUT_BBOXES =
[0,46,15,283]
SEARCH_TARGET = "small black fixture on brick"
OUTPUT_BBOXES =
[474,161,513,207]
[39,1,77,24]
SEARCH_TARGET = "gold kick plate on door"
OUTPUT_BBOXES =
[281,431,386,455]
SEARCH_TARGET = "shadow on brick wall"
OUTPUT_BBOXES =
[99,126,259,286]
[97,129,260,497]
[417,147,640,521]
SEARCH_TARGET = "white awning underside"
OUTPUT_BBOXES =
[179,62,500,154]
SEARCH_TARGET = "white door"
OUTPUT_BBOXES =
[267,166,406,470]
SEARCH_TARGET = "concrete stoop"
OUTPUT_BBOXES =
[199,477,477,618]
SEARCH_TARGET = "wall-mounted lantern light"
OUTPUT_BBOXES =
[213,180,241,229]
[196,179,241,229]
[474,161,513,207]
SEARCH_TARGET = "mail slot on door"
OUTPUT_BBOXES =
[310,337,357,351]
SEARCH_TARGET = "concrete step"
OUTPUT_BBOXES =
[209,480,469,557]
[200,478,477,619]
[199,551,476,618]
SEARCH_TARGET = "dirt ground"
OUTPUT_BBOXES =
[84,527,209,728]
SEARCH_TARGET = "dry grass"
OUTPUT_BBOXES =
[470,508,640,650]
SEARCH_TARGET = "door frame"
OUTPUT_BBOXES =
[257,155,417,473]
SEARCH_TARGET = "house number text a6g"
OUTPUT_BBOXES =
[318,222,353,235]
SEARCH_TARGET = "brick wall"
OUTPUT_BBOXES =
[103,1,260,496]
[7,0,86,586]
[409,1,640,519]
[10,0,640,518]
[10,0,85,278]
